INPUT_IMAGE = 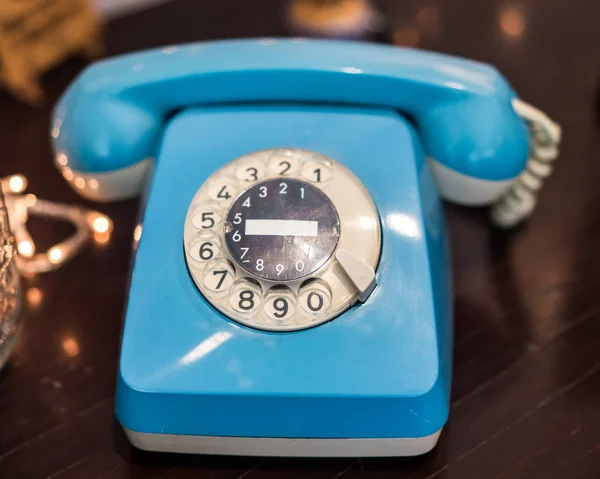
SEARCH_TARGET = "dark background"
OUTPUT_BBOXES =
[1,0,600,477]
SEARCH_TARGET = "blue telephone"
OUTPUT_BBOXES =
[51,39,560,457]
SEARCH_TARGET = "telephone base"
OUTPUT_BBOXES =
[123,428,443,457]
[116,105,452,456]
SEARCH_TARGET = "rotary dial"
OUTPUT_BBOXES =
[183,148,381,332]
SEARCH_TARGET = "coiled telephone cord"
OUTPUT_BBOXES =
[491,99,562,228]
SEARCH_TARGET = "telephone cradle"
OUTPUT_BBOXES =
[51,39,561,457]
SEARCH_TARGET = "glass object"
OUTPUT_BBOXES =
[0,184,22,371]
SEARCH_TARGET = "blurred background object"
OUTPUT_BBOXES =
[0,185,22,372]
[1,174,113,274]
[91,0,170,19]
[286,0,386,39]
[0,172,112,370]
[0,0,102,104]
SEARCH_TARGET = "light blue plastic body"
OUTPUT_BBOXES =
[52,39,529,182]
[49,39,533,441]
[115,105,452,439]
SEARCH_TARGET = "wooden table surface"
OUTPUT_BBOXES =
[1,0,599,477]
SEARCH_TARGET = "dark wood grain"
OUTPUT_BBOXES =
[0,0,599,477]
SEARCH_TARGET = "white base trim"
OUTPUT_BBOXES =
[428,157,517,206]
[123,428,442,457]
[56,159,152,202]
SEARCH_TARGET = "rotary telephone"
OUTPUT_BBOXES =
[51,39,561,457]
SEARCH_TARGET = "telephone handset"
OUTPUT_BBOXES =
[52,39,560,227]
[51,39,561,457]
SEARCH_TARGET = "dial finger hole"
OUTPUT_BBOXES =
[209,178,239,205]
[298,279,332,316]
[267,150,301,177]
[202,260,235,292]
[236,161,266,184]
[264,286,296,325]
[189,233,221,263]
[229,279,263,315]
[302,159,333,184]
[191,208,222,231]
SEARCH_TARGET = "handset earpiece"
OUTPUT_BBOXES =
[53,78,160,201]
[420,97,529,206]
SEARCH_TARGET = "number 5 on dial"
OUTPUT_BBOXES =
[191,210,221,230]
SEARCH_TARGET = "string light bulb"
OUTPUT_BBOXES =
[56,153,68,166]
[74,177,86,189]
[7,175,27,194]
[62,337,80,357]
[62,167,74,181]
[48,247,64,264]
[94,231,111,245]
[91,215,111,234]
[87,212,113,236]
[133,224,143,250]
[2,174,114,274]
[133,224,142,242]
[499,5,526,39]
[18,240,34,257]
[26,287,43,308]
